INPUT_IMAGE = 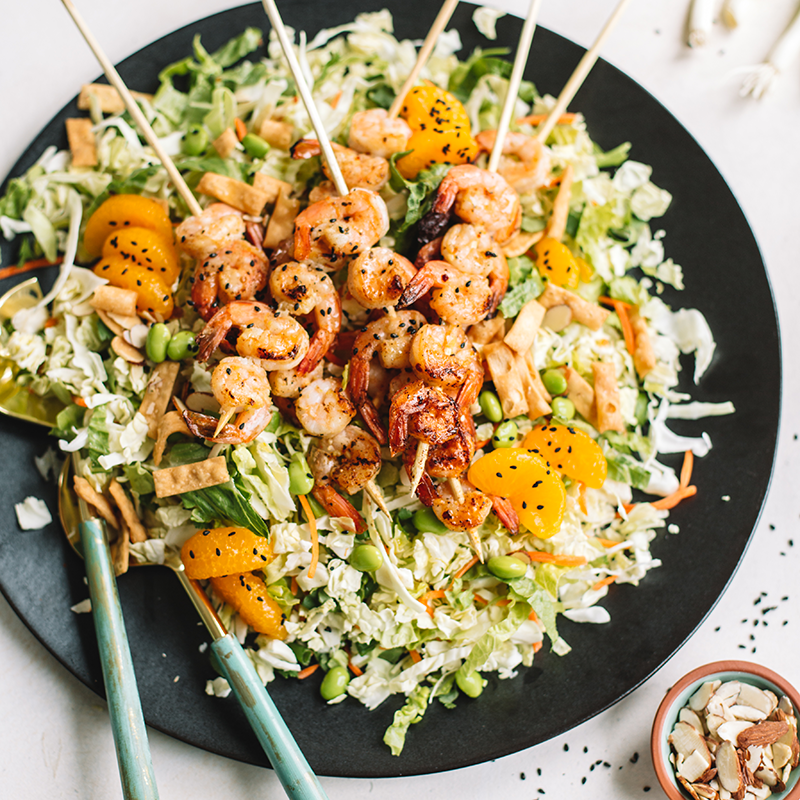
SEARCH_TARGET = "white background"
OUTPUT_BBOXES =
[2,0,800,797]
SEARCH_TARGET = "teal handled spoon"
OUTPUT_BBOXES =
[58,458,330,800]
[0,278,159,800]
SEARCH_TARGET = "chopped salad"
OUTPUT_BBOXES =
[0,9,735,755]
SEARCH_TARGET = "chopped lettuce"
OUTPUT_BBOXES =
[383,685,431,756]
[462,601,530,674]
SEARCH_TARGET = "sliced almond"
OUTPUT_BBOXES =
[707,714,727,736]
[678,775,702,800]
[778,696,795,716]
[737,721,789,749]
[716,741,744,793]
[185,392,220,413]
[679,748,713,783]
[680,707,707,734]
[715,682,742,704]
[730,705,768,722]
[690,681,722,712]
[736,684,774,717]
[753,767,777,788]
[111,335,144,365]
[671,721,710,758]
[772,742,792,770]
[717,720,755,744]
[541,304,572,332]
[693,783,720,800]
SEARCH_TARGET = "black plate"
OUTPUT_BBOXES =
[0,0,780,779]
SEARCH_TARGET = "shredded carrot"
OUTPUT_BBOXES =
[679,449,694,490]
[234,117,247,141]
[578,481,588,515]
[524,551,587,568]
[449,555,480,588]
[290,575,299,596]
[594,537,621,548]
[298,494,318,579]
[348,658,364,677]
[532,640,543,653]
[329,90,343,110]
[44,317,59,328]
[408,649,422,664]
[419,589,446,617]
[528,609,539,622]
[496,598,512,607]
[517,112,578,127]
[622,484,697,514]
[592,575,617,592]
[599,296,635,355]
[297,664,319,680]
[475,436,493,450]
[473,592,488,605]
[72,396,88,408]
[0,255,64,282]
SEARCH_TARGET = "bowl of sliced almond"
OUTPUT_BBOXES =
[651,661,800,800]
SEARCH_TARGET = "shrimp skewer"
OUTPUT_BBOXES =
[295,377,356,437]
[269,261,342,375]
[347,248,416,311]
[347,109,413,158]
[291,140,390,192]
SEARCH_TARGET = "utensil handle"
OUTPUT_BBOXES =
[211,634,329,800]
[80,518,159,800]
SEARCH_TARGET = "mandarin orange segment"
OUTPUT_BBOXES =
[467,448,566,539]
[395,127,479,180]
[83,194,174,258]
[534,237,579,288]
[400,84,471,131]
[93,256,174,318]
[522,423,608,489]
[102,226,180,283]
[180,526,274,579]
[210,572,287,639]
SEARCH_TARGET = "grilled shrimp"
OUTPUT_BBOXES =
[182,356,272,445]
[293,188,389,264]
[309,425,383,533]
[397,260,493,327]
[295,377,356,437]
[409,324,484,410]
[347,247,416,310]
[269,261,341,374]
[347,108,413,159]
[268,361,323,398]
[432,487,493,532]
[433,164,521,244]
[388,380,459,456]
[440,224,509,314]
[475,130,552,194]
[348,311,426,442]
[191,239,269,321]
[196,300,310,370]
[291,140,390,192]
[175,203,246,259]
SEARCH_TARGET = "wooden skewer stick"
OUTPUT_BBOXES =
[535,0,634,144]
[364,479,390,517]
[447,479,484,562]
[409,441,430,496]
[61,0,202,216]
[260,0,349,197]
[488,0,544,173]
[387,0,460,119]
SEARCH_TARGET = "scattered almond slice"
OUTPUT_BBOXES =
[690,681,722,712]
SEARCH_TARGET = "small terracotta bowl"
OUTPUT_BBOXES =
[651,660,800,800]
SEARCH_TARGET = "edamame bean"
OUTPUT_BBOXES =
[182,125,209,156]
[455,666,485,698]
[412,507,450,535]
[241,133,270,159]
[551,396,575,420]
[320,666,350,700]
[288,455,314,496]
[492,420,518,449]
[478,390,503,423]
[542,368,568,396]
[166,330,198,361]
[487,555,528,580]
[145,322,171,363]
[349,544,384,572]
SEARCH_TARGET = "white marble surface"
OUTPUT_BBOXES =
[1,0,799,797]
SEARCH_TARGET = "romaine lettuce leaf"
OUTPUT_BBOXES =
[462,600,530,674]
[383,685,430,756]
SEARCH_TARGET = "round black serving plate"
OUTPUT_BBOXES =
[0,0,780,779]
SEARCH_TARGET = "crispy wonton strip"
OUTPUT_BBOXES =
[563,366,595,423]
[65,118,97,168]
[140,361,180,439]
[514,351,551,419]
[196,172,270,216]
[112,519,131,576]
[538,283,610,331]
[263,187,301,250]
[502,229,544,259]
[504,297,545,354]
[153,456,230,499]
[108,479,147,543]
[153,410,192,467]
[544,163,574,241]
[90,285,138,317]
[630,308,656,378]
[592,361,624,433]
[483,342,529,418]
[257,119,294,150]
[212,128,239,159]
[254,172,294,208]
[468,315,505,347]
[77,83,153,114]
[73,476,118,529]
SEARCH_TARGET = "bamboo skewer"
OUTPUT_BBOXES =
[365,479,390,516]
[487,0,544,173]
[387,0,460,118]
[409,441,430,496]
[447,478,484,562]
[260,0,349,197]
[535,0,634,144]
[60,0,202,217]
